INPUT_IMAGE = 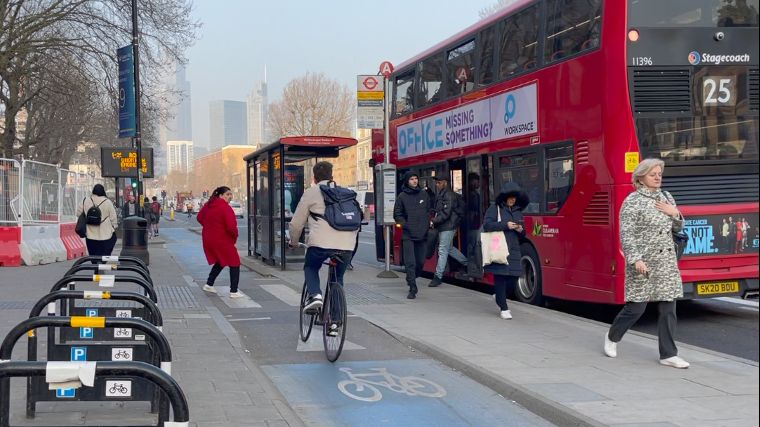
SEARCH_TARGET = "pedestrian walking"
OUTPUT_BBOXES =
[76,184,118,258]
[121,195,137,220]
[482,182,528,320]
[197,186,243,298]
[429,176,468,287]
[604,158,689,369]
[141,197,153,239]
[393,171,432,299]
[150,196,162,237]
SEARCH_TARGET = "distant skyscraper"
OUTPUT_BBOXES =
[167,140,194,173]
[247,70,269,147]
[209,100,247,150]
[157,62,193,176]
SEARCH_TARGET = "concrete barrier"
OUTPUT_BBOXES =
[0,226,22,267]
[19,224,67,265]
[60,222,87,259]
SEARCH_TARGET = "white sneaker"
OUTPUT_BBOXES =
[499,310,512,319]
[229,291,244,299]
[604,333,617,358]
[659,356,689,369]
[202,284,217,294]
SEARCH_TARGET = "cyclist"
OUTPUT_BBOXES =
[288,161,358,315]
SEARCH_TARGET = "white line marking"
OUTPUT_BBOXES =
[738,306,759,312]
[713,297,759,307]
[261,284,301,306]
[228,317,272,322]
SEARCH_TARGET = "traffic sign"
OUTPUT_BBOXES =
[357,74,386,129]
[379,61,394,78]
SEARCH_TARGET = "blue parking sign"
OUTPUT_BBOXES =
[70,347,87,361]
[85,308,98,317]
[80,328,93,339]
[56,388,75,398]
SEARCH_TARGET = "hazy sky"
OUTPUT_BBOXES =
[186,0,498,149]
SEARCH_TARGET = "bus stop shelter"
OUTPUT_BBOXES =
[244,136,358,269]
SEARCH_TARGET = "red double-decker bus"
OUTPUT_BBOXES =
[373,0,759,305]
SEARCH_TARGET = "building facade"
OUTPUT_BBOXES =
[167,140,194,173]
[247,78,269,148]
[209,100,248,150]
[157,62,192,177]
[192,145,251,201]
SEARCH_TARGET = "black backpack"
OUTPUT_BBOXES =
[452,192,465,224]
[86,197,106,225]
[310,183,362,231]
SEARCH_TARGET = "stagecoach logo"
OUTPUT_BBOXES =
[688,50,751,65]
[688,51,701,65]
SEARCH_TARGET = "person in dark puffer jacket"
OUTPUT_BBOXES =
[393,171,431,299]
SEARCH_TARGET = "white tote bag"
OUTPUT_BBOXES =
[480,207,509,266]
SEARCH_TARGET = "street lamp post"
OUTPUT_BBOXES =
[131,0,143,214]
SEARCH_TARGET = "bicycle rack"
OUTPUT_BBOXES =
[64,263,153,285]
[0,360,189,427]
[72,255,149,272]
[0,316,171,421]
[50,275,157,302]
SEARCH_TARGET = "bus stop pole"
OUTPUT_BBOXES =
[378,75,397,279]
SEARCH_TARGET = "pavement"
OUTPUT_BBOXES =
[0,241,304,427]
[238,253,760,427]
[2,232,758,427]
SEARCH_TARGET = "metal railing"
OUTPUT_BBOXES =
[0,159,21,226]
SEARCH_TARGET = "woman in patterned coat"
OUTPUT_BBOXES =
[603,158,690,369]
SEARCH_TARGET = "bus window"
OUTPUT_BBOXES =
[418,54,445,106]
[495,152,541,214]
[545,144,574,214]
[544,0,602,63]
[477,26,496,86]
[629,0,759,28]
[393,70,415,117]
[498,5,540,78]
[446,39,476,96]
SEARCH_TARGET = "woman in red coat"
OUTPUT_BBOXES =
[197,186,243,298]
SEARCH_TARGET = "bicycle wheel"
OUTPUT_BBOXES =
[322,280,347,362]
[299,282,315,342]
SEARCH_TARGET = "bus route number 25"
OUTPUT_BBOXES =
[702,77,736,106]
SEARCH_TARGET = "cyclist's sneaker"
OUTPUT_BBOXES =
[327,323,340,337]
[304,294,323,313]
[229,291,244,298]
[203,284,217,294]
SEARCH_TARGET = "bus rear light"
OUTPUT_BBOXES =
[628,29,640,42]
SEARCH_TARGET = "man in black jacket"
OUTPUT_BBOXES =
[393,171,431,299]
[429,176,468,287]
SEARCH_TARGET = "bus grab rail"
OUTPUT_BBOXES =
[72,255,149,272]
[51,275,157,303]
[29,290,163,327]
[64,264,153,285]
[0,361,189,427]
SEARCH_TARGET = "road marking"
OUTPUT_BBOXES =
[211,287,262,308]
[261,284,301,306]
[739,306,759,312]
[228,317,272,322]
[296,329,365,352]
[713,297,759,308]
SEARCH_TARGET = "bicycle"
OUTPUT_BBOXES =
[297,243,348,363]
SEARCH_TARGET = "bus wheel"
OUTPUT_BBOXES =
[516,243,545,306]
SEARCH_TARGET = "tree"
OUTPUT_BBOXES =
[268,73,354,138]
[479,0,519,19]
[0,0,199,159]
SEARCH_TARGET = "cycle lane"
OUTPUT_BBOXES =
[168,227,554,426]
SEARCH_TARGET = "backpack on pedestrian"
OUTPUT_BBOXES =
[311,183,363,231]
[451,192,465,225]
[85,197,106,225]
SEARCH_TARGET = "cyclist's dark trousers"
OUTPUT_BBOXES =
[207,263,240,293]
[402,238,426,290]
[304,247,352,296]
[608,300,678,359]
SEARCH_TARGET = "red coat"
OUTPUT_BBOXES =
[197,197,240,267]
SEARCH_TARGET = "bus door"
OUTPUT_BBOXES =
[462,156,489,262]
[447,159,467,255]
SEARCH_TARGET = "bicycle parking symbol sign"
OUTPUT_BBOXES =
[105,380,132,398]
[111,347,133,360]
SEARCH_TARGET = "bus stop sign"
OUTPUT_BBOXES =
[379,61,394,78]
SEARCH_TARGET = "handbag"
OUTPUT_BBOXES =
[672,230,688,259]
[75,198,87,238]
[480,207,509,266]
[663,191,688,259]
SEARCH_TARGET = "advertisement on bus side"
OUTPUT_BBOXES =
[682,213,758,257]
[397,83,538,159]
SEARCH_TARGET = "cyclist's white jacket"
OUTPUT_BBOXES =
[289,180,358,251]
